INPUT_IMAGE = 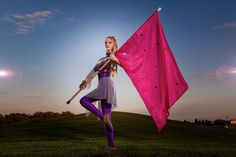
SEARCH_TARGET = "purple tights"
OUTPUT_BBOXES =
[80,96,114,148]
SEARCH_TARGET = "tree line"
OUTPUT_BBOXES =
[0,112,232,128]
[183,118,230,127]
[0,111,75,124]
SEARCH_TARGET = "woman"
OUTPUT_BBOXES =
[79,36,121,150]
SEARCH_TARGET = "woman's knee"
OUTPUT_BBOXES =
[102,102,112,114]
[80,96,88,106]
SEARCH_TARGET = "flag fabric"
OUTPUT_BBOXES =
[115,10,189,133]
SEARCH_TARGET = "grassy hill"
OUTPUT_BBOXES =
[0,111,235,157]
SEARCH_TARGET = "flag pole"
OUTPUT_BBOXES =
[157,7,162,12]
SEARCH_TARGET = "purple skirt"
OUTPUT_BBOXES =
[84,76,117,119]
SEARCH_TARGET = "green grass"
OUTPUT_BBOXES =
[0,111,235,157]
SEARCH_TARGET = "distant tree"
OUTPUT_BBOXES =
[201,119,205,125]
[44,111,60,118]
[183,119,193,124]
[194,118,199,124]
[61,111,74,116]
[33,111,60,118]
[205,119,213,126]
[4,113,30,124]
[0,113,5,123]
[33,111,45,118]
[214,119,228,126]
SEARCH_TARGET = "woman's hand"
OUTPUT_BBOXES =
[79,79,88,89]
[109,53,120,64]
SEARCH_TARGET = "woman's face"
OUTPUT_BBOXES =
[105,38,114,53]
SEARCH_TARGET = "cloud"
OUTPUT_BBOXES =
[192,65,236,84]
[215,65,236,83]
[206,72,216,78]
[65,16,80,23]
[23,95,52,99]
[0,92,8,95]
[213,21,236,30]
[2,8,60,34]
[192,73,205,78]
[192,72,216,78]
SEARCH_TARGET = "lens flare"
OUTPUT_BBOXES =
[0,68,20,81]
[216,65,236,84]
[0,70,8,77]
[0,70,12,78]
[228,70,236,74]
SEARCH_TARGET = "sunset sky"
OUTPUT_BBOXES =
[0,0,236,122]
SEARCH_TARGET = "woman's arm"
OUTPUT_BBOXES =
[85,58,109,82]
[79,68,94,89]
[80,58,111,89]
[85,68,96,82]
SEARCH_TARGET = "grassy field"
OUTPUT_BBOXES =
[0,111,235,157]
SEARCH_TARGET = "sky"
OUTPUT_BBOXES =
[0,0,236,122]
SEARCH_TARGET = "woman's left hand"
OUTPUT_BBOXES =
[109,53,116,61]
[109,53,119,64]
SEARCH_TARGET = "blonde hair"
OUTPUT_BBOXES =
[106,36,118,77]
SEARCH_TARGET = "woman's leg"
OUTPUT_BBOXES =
[80,96,104,120]
[101,100,115,148]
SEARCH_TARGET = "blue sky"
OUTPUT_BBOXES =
[0,0,236,121]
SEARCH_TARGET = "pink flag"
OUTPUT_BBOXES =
[115,10,188,133]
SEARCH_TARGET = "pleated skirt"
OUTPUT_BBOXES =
[84,76,117,119]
